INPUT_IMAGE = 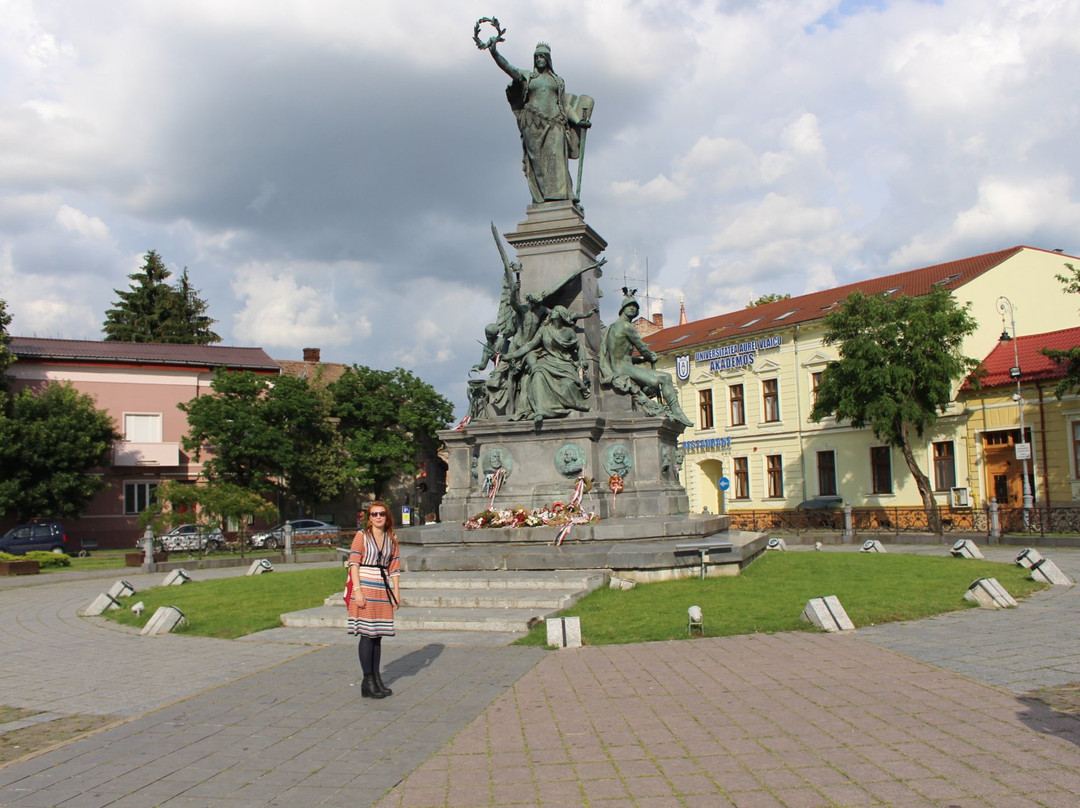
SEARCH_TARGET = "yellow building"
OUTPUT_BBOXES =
[959,324,1080,519]
[647,246,1080,519]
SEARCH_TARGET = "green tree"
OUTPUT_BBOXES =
[1041,262,1080,398]
[747,292,791,308]
[0,297,13,394]
[180,371,347,510]
[103,250,221,344]
[0,383,119,519]
[809,287,978,535]
[329,366,454,499]
[139,479,278,555]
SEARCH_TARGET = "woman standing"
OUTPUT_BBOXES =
[347,502,401,699]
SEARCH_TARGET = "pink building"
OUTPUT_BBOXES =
[6,338,279,550]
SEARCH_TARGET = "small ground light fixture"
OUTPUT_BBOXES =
[687,605,703,635]
[131,601,145,616]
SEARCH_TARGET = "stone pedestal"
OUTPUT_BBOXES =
[502,201,627,408]
[445,200,692,540]
[438,412,688,524]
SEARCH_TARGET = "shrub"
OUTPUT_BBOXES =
[25,551,72,569]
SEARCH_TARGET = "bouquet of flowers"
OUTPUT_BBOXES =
[463,501,598,531]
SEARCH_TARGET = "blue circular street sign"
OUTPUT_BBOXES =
[718,477,730,491]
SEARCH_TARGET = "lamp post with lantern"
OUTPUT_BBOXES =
[996,296,1034,529]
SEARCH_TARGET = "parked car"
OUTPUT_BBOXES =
[155,524,226,553]
[0,521,69,555]
[249,519,341,550]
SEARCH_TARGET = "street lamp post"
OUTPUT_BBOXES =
[996,296,1034,529]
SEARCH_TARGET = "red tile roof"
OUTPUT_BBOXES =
[646,246,1062,353]
[276,359,350,386]
[964,325,1080,390]
[9,337,280,372]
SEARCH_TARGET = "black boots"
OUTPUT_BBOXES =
[361,673,392,699]
[361,675,386,699]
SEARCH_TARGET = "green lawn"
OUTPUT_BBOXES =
[515,551,1047,646]
[97,551,1047,644]
[104,566,344,639]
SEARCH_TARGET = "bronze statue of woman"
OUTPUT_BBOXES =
[484,35,593,204]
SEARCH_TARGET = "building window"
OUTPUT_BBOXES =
[817,450,837,496]
[124,482,158,515]
[762,379,780,422]
[124,413,162,443]
[811,371,824,405]
[733,457,749,499]
[766,455,783,498]
[729,384,745,427]
[870,447,892,494]
[932,441,956,491]
[698,389,714,430]
[1074,422,1080,478]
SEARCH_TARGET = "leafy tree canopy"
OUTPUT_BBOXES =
[746,292,791,308]
[139,479,278,552]
[0,296,13,393]
[103,250,221,344]
[1041,262,1080,399]
[810,287,978,534]
[329,366,454,499]
[0,382,119,519]
[180,370,347,509]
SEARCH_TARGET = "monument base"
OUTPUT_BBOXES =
[438,412,689,527]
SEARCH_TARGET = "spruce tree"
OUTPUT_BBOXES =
[103,250,221,344]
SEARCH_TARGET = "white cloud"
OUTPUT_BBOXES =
[55,204,110,240]
[231,264,362,349]
[890,175,1080,268]
[1,0,1079,417]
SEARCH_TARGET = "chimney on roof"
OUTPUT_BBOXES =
[652,313,663,328]
[303,348,321,363]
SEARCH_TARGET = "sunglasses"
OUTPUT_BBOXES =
[369,511,388,517]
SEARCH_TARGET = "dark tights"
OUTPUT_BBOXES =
[357,635,382,676]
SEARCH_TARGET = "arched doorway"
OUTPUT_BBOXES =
[697,458,724,514]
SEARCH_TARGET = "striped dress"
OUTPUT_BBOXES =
[346,530,401,637]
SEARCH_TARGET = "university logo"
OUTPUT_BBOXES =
[675,354,691,381]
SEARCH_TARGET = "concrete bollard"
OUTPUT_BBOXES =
[951,539,984,559]
[860,540,886,553]
[141,605,187,635]
[162,569,192,586]
[246,559,274,576]
[1016,549,1073,586]
[82,593,122,615]
[107,580,136,599]
[800,596,854,632]
[546,616,582,648]
[963,578,1017,609]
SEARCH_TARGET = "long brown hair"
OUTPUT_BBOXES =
[365,501,396,538]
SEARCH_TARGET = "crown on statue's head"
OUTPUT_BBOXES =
[534,42,551,54]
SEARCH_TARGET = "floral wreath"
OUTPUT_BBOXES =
[473,17,506,50]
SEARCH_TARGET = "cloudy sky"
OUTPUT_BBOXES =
[2,0,1079,416]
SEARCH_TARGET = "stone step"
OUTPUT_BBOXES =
[396,569,607,591]
[325,586,580,610]
[289,568,608,634]
[281,604,551,634]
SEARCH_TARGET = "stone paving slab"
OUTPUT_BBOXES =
[0,641,545,808]
[2,541,1079,807]
[373,634,1080,808]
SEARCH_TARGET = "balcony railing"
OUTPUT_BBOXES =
[113,441,181,466]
